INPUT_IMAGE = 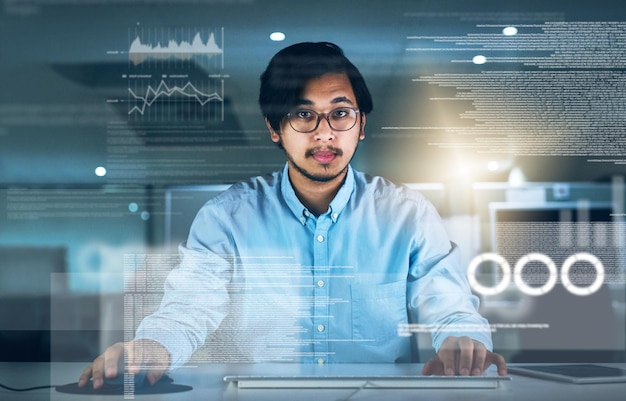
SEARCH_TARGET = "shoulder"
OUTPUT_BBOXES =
[350,169,443,225]
[203,170,282,212]
[352,169,428,206]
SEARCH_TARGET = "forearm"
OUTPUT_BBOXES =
[134,246,232,370]
[409,244,494,352]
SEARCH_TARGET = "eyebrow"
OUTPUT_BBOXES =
[295,96,355,107]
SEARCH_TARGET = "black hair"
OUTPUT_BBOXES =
[259,42,373,132]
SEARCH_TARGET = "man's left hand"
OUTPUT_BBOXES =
[422,336,507,376]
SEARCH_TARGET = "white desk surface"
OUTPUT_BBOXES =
[1,362,625,401]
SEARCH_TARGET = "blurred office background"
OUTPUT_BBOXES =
[0,0,624,363]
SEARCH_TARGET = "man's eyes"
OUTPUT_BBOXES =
[295,110,315,120]
[294,108,351,119]
[331,108,350,118]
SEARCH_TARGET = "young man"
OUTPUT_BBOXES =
[80,42,506,389]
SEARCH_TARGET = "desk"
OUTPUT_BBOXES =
[1,362,625,401]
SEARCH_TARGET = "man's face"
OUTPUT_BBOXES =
[268,72,366,184]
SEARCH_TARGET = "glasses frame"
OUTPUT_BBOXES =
[285,107,361,133]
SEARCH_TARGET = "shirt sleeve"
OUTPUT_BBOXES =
[134,200,234,370]
[406,200,493,352]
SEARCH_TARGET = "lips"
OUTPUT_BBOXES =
[307,147,343,164]
[312,150,337,164]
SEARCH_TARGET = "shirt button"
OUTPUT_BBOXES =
[299,217,306,224]
[317,280,325,287]
[317,358,325,364]
[332,213,338,220]
[304,210,310,217]
[317,235,324,242]
[317,324,325,332]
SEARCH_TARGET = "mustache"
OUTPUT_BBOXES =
[305,146,343,158]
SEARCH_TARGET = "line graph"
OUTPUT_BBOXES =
[119,26,227,122]
[128,80,224,121]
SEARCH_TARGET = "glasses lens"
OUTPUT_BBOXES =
[289,109,317,132]
[328,108,357,131]
[288,108,358,133]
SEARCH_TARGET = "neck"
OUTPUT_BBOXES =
[288,165,348,216]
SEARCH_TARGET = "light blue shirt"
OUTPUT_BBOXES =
[136,163,492,369]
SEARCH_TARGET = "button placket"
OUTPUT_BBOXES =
[312,214,332,363]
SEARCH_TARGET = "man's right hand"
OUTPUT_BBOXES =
[77,339,171,389]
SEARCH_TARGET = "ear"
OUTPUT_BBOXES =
[266,118,281,143]
[358,114,366,140]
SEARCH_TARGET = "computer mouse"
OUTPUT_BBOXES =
[57,371,187,395]
[102,369,149,389]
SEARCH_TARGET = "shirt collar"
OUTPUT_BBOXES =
[280,163,355,225]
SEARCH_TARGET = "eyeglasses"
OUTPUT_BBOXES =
[285,107,360,133]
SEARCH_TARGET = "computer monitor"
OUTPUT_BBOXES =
[483,201,625,362]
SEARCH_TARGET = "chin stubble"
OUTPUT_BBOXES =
[285,146,347,183]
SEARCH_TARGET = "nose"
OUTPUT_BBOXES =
[313,116,335,142]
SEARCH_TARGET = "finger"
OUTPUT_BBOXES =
[456,336,474,376]
[146,369,164,385]
[439,350,456,375]
[77,365,93,388]
[484,352,508,376]
[103,344,124,379]
[421,355,444,375]
[470,342,487,376]
[89,354,107,389]
[437,337,458,376]
[125,341,142,374]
